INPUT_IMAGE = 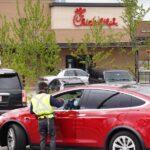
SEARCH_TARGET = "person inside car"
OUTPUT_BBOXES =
[64,93,81,110]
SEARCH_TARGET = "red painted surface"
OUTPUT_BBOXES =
[0,86,150,149]
[73,7,118,27]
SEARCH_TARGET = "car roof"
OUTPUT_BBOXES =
[0,68,17,74]
[61,68,86,71]
[53,84,150,100]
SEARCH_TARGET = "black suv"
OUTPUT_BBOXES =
[0,68,27,114]
[89,69,136,84]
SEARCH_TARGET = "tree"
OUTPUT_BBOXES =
[0,16,13,67]
[120,0,150,81]
[68,24,124,71]
[0,0,60,87]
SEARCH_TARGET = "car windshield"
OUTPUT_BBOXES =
[105,71,133,82]
[0,74,21,89]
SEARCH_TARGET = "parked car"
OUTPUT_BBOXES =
[38,75,57,87]
[57,68,89,84]
[89,69,136,85]
[0,68,27,114]
[0,85,150,150]
[47,77,85,93]
[38,68,89,87]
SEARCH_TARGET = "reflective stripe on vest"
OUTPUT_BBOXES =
[31,93,54,118]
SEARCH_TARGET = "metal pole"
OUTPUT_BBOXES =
[148,53,150,70]
[135,50,139,83]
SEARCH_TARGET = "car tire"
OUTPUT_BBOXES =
[7,124,26,150]
[109,131,141,150]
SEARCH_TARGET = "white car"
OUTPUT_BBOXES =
[38,68,89,91]
[57,68,89,84]
[47,77,85,93]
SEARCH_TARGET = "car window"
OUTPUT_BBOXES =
[55,80,61,91]
[48,80,56,91]
[101,93,145,109]
[0,74,21,89]
[48,80,61,93]
[82,89,117,109]
[105,71,133,82]
[76,70,88,76]
[131,96,145,106]
[64,70,75,76]
[101,93,131,108]
[54,89,84,110]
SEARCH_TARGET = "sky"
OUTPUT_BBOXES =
[65,0,150,20]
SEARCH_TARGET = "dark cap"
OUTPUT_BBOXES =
[38,82,48,94]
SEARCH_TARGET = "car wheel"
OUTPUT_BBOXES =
[109,131,141,150]
[7,124,26,150]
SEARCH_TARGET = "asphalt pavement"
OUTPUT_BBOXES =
[0,147,82,150]
[0,147,7,150]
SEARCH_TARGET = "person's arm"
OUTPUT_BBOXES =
[50,95,64,108]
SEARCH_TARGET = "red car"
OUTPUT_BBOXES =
[0,85,150,150]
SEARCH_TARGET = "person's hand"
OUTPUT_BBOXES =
[59,98,64,101]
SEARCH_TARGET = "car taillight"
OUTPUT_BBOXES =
[22,90,27,106]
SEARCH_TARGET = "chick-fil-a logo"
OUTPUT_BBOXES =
[73,7,118,27]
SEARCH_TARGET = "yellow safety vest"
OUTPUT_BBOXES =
[31,93,54,119]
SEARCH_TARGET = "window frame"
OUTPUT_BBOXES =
[100,92,146,109]
[53,89,85,110]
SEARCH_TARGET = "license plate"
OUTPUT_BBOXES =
[0,96,2,102]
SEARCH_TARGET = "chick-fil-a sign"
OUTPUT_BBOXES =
[73,7,118,27]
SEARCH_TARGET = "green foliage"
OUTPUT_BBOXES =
[0,0,60,87]
[69,24,123,70]
[120,0,150,81]
[92,49,113,69]
[146,24,150,50]
[121,0,150,49]
[0,15,15,67]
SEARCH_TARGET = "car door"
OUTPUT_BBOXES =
[75,89,129,148]
[75,69,89,83]
[54,89,83,145]
[22,110,40,144]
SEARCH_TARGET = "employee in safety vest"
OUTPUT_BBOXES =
[30,89,64,150]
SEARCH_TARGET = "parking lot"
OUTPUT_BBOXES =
[0,147,84,150]
[0,147,6,150]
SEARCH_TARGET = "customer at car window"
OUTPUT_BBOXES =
[30,89,64,150]
[64,93,81,110]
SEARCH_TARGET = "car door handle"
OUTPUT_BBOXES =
[69,114,86,117]
[24,117,35,120]
[24,117,30,120]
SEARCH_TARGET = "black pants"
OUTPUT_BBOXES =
[38,118,56,150]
